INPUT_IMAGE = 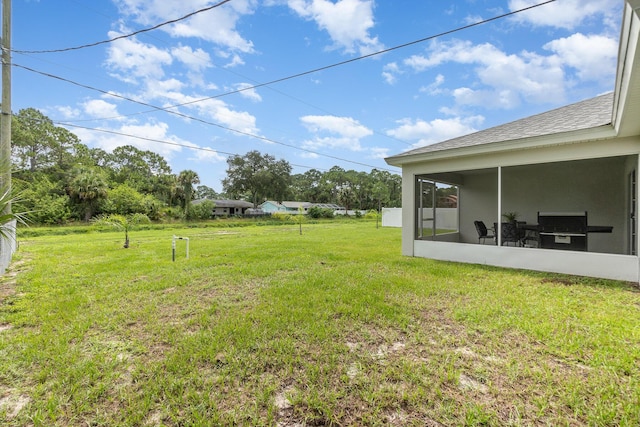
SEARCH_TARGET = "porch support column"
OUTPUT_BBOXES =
[637,155,640,281]
[497,166,502,246]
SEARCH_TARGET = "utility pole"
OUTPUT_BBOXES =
[0,0,14,276]
[1,0,11,203]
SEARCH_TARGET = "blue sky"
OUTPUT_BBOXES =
[10,0,622,191]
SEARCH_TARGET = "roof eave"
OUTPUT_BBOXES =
[613,0,640,137]
[385,124,616,167]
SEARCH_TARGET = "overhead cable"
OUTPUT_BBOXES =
[14,63,398,173]
[157,0,559,105]
[14,0,557,149]
[50,0,560,114]
[55,0,555,114]
[13,0,234,54]
[53,121,326,172]
[11,0,557,172]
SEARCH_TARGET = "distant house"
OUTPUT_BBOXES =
[384,0,640,282]
[312,203,347,213]
[193,199,253,216]
[438,195,458,208]
[260,201,346,215]
[261,201,311,214]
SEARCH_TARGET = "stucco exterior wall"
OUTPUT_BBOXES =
[458,157,628,254]
[400,136,640,260]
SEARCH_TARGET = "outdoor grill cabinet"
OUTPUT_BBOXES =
[538,211,587,251]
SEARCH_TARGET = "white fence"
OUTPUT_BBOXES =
[0,220,17,275]
[382,208,459,230]
[382,208,402,227]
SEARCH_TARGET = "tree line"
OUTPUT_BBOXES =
[9,108,401,224]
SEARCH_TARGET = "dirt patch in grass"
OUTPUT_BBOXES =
[0,257,31,303]
[5,224,639,426]
[0,388,31,420]
[301,304,609,425]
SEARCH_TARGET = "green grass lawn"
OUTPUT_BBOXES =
[1,221,639,426]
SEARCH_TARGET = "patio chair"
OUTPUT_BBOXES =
[494,222,520,246]
[518,222,539,247]
[474,220,495,244]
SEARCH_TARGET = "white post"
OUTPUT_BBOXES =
[497,166,502,246]
[637,156,640,281]
[172,236,189,261]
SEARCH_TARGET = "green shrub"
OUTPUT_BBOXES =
[104,184,146,215]
[162,206,185,221]
[188,200,215,220]
[308,206,335,219]
[307,206,322,218]
[14,176,72,225]
[272,212,294,221]
[364,210,379,220]
[27,194,72,225]
[142,195,164,221]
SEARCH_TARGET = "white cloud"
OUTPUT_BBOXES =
[77,120,226,166]
[53,106,81,120]
[508,0,619,30]
[113,0,256,53]
[300,115,372,151]
[287,0,383,55]
[171,45,212,73]
[76,121,185,159]
[179,95,260,135]
[105,33,173,81]
[382,62,400,85]
[544,33,618,81]
[369,147,390,159]
[144,78,187,101]
[82,99,120,119]
[386,116,484,149]
[404,39,567,107]
[463,15,483,25]
[419,74,445,95]
[114,82,260,136]
[223,53,245,68]
[188,146,227,163]
[301,115,372,138]
[451,87,520,109]
[206,101,259,135]
[299,152,320,159]
[234,83,262,102]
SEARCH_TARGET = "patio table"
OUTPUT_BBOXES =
[517,223,613,250]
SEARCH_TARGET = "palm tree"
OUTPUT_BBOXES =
[177,170,200,216]
[0,185,29,240]
[67,167,108,221]
[0,160,30,275]
[92,213,150,248]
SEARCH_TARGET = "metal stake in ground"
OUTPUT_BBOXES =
[172,236,190,261]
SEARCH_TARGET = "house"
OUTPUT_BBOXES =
[384,0,640,282]
[260,201,346,215]
[193,199,254,216]
[261,201,311,214]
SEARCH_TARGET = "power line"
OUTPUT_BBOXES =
[13,63,399,173]
[11,0,558,173]
[12,0,235,54]
[15,0,557,147]
[52,121,327,172]
[163,0,559,105]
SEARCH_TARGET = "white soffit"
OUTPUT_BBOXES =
[614,0,640,137]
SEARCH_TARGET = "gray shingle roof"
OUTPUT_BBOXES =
[193,199,253,208]
[386,92,614,161]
